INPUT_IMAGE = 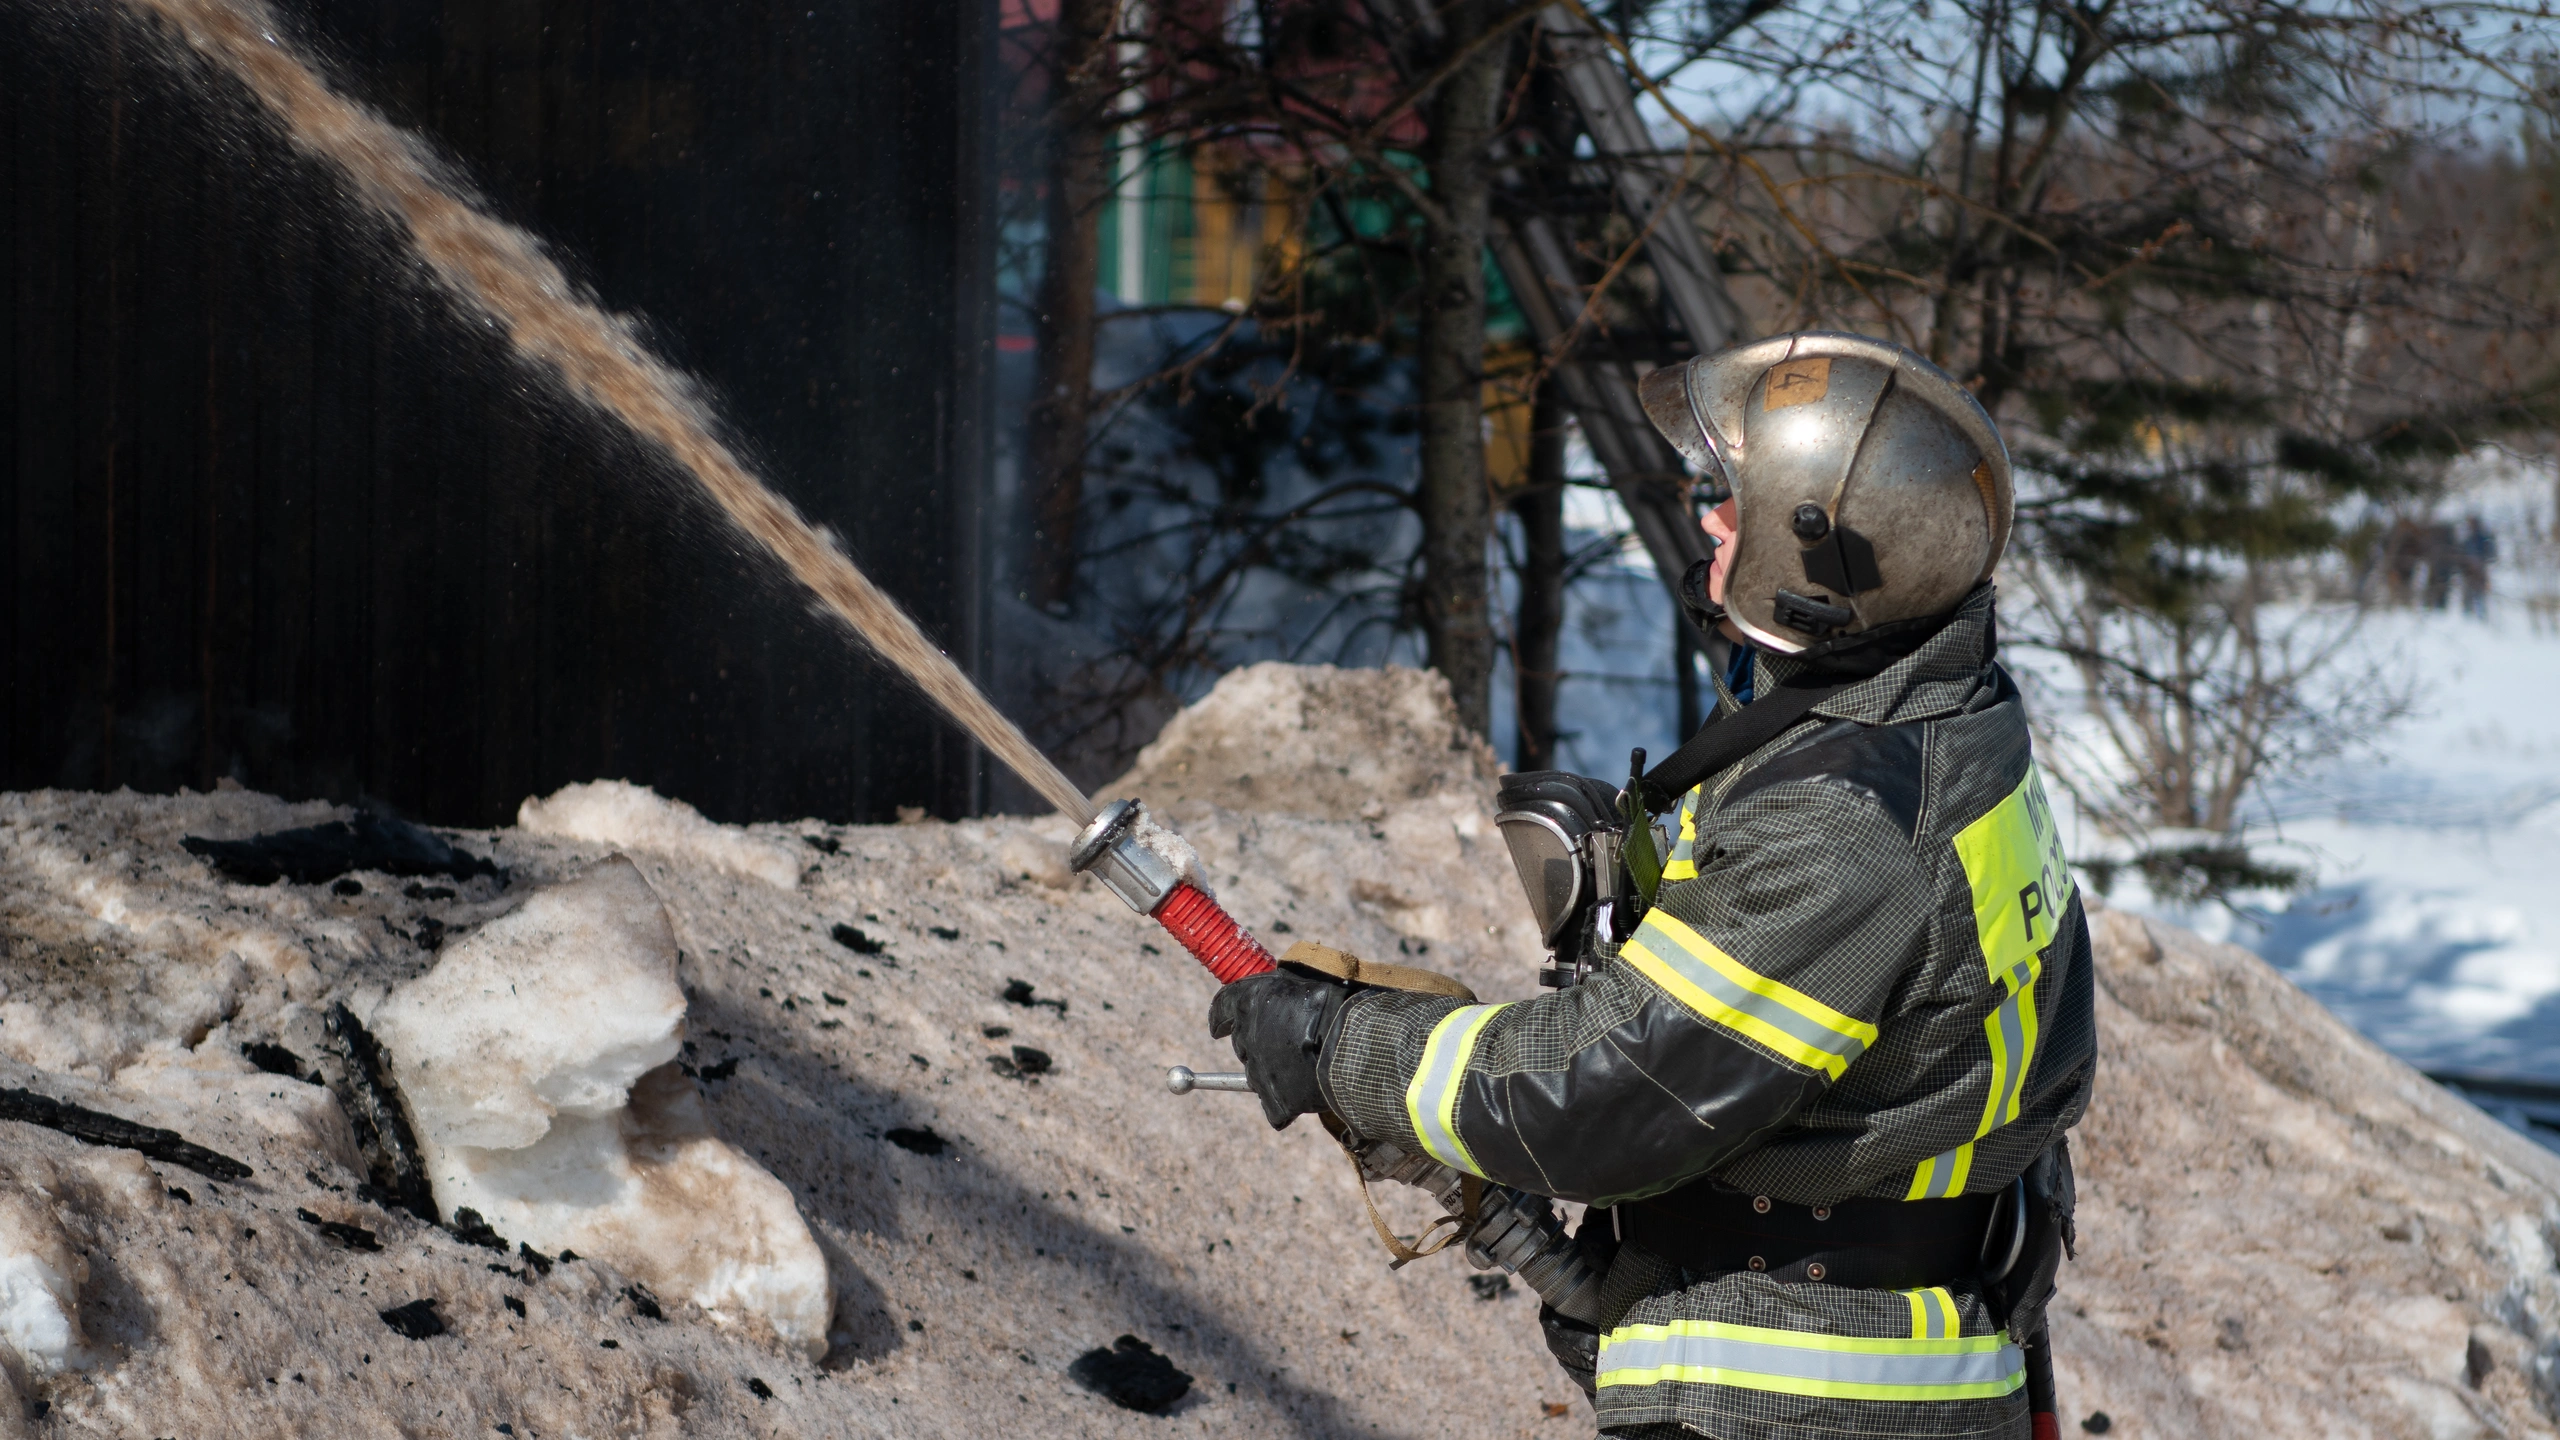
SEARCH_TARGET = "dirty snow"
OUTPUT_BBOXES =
[1,663,2559,1435]
[519,779,801,890]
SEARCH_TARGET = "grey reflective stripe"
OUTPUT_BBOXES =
[1904,1287,1958,1339]
[1990,982,2031,1121]
[1620,912,1875,1078]
[1404,1004,1508,1175]
[1909,1143,1970,1199]
[1598,1322,2025,1402]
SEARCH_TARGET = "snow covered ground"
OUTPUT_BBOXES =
[2072,456,2560,1109]
[2200,600,2560,1085]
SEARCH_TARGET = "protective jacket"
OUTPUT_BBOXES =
[1319,585,2094,1439]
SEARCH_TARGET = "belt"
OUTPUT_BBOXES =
[1619,1184,1999,1290]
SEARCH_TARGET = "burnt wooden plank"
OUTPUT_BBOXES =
[246,137,321,795]
[301,194,376,804]
[361,278,431,808]
[198,85,262,787]
[127,70,212,792]
[66,19,135,789]
[0,19,27,779]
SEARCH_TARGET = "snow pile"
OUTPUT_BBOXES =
[518,780,801,890]
[370,856,831,1358]
[2058,902,2560,1436]
[6,661,2560,1435]
[372,857,688,1150]
[1115,661,1504,821]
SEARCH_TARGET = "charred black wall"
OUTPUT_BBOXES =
[0,0,997,825]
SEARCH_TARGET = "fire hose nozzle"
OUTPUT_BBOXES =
[1068,798,1184,916]
[1068,798,1277,984]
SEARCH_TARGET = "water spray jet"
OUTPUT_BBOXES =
[114,0,1092,826]
[114,0,1293,990]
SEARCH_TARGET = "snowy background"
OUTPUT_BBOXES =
[2024,452,2560,1142]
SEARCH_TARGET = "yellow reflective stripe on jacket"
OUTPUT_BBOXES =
[1597,1319,2025,1402]
[1902,1287,1961,1340]
[1907,763,2074,1198]
[1620,910,1878,1080]
[1404,1003,1508,1175]
[1662,788,1702,883]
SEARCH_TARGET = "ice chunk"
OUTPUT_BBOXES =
[517,781,800,890]
[372,857,686,1150]
[0,1184,90,1379]
[374,858,831,1357]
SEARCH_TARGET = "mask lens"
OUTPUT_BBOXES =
[1497,813,1584,945]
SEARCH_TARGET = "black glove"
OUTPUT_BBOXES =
[1205,969,1350,1131]
[1539,1303,1600,1398]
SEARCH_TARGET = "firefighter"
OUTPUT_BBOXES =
[1209,332,2094,1439]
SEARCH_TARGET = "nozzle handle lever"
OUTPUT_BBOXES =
[1164,1066,1253,1095]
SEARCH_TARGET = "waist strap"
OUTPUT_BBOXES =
[1621,1185,1998,1290]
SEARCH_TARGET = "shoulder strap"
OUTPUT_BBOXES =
[1637,680,1849,813]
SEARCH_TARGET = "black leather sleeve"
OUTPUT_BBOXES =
[1449,961,1831,1205]
[1322,771,1933,1207]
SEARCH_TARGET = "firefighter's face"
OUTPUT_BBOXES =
[1701,498,1739,604]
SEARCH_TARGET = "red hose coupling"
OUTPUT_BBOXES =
[1152,882,1277,984]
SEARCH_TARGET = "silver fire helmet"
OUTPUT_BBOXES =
[1638,332,2013,653]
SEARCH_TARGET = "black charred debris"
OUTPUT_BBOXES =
[1000,979,1066,1015]
[987,1046,1053,1081]
[296,1208,382,1252]
[324,1004,438,1224]
[830,923,887,955]
[1069,1334,1193,1413]
[883,1126,947,1156]
[449,1207,508,1251]
[377,1298,446,1340]
[241,1041,324,1086]
[182,807,502,888]
[0,1086,250,1181]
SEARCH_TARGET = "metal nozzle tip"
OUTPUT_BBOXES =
[1165,1065,1197,1095]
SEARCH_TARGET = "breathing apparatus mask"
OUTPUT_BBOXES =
[1496,763,1663,989]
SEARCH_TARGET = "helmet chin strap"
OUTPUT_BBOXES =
[1728,608,1808,655]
